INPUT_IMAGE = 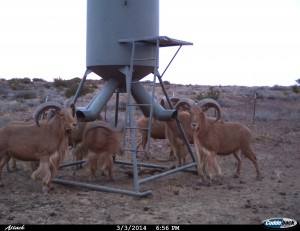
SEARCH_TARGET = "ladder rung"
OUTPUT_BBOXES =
[132,58,156,61]
[122,148,147,153]
[128,103,151,107]
[124,126,149,130]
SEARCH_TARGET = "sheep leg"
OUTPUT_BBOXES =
[73,144,82,169]
[193,139,206,185]
[0,154,11,186]
[5,156,12,172]
[84,151,97,182]
[32,156,52,194]
[6,157,17,172]
[101,153,114,180]
[168,149,176,160]
[204,153,220,186]
[11,158,17,171]
[242,147,262,181]
[232,150,242,178]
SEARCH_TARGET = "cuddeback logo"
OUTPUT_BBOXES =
[262,218,299,229]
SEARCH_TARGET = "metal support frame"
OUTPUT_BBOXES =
[52,36,194,197]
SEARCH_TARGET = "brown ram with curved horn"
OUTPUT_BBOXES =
[180,98,262,186]
[0,102,77,193]
[164,98,220,166]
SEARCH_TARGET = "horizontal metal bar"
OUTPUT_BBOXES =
[52,178,153,197]
[138,162,196,184]
[59,160,86,169]
[114,159,169,169]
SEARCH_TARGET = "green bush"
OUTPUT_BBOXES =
[65,83,95,98]
[32,78,46,82]
[195,86,221,101]
[8,78,32,89]
[291,85,300,94]
[53,77,68,88]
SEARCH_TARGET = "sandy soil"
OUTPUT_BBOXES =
[0,84,299,225]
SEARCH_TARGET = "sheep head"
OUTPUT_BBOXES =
[33,102,77,130]
[175,98,221,132]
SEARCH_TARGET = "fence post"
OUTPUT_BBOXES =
[252,92,257,124]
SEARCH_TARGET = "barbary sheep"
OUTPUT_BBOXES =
[135,117,174,159]
[135,97,180,160]
[81,120,123,182]
[0,102,77,193]
[175,98,262,186]
[165,98,241,167]
[68,113,103,167]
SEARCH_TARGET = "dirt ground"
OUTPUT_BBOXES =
[0,83,300,225]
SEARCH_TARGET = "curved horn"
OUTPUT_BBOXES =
[160,97,166,108]
[160,96,181,109]
[64,97,76,117]
[175,98,196,110]
[33,102,64,127]
[197,98,221,121]
[63,97,74,108]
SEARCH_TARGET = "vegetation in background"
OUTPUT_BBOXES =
[194,86,221,101]
[7,78,32,90]
[54,77,97,98]
[291,79,300,94]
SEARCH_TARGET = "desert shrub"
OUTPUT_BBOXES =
[194,86,220,101]
[32,78,46,82]
[270,85,287,91]
[7,78,32,90]
[43,83,51,89]
[64,83,95,98]
[53,77,68,88]
[16,90,37,100]
[291,85,300,94]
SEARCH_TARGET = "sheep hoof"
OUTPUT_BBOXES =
[234,174,239,178]
[0,182,4,187]
[196,181,207,186]
[169,165,176,170]
[42,189,49,195]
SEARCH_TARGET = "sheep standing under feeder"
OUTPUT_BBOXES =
[81,120,123,182]
[0,102,77,193]
[135,97,180,160]
[175,98,262,186]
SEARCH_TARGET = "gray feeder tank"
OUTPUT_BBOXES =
[86,0,159,82]
[76,0,177,122]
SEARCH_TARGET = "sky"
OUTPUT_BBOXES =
[0,0,300,87]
